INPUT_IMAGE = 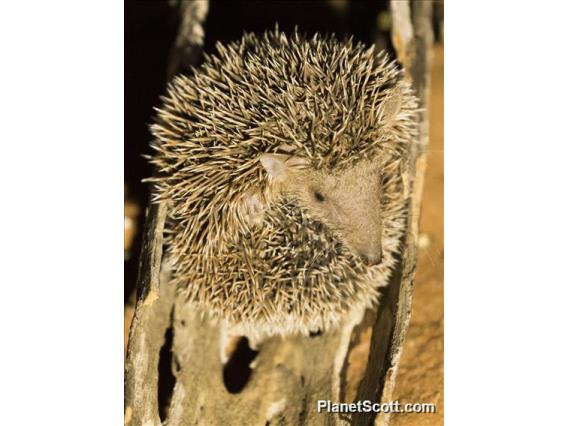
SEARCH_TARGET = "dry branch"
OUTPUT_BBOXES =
[371,2,434,425]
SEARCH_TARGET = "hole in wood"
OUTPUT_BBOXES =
[157,323,176,422]
[309,329,323,337]
[222,337,259,394]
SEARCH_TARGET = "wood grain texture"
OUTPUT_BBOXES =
[374,2,434,425]
[125,201,175,426]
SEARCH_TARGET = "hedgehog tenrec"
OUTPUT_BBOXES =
[148,29,418,339]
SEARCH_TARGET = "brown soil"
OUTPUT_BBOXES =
[390,43,444,426]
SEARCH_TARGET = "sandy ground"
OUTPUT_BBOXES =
[390,43,444,426]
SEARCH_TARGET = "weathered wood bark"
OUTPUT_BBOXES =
[125,2,433,425]
[125,201,175,426]
[166,0,209,80]
[369,2,434,425]
[125,2,208,425]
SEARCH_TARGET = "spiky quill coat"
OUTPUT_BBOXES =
[149,29,418,339]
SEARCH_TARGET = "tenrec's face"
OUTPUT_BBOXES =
[289,161,384,266]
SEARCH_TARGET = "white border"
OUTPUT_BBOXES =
[0,1,123,424]
[446,1,568,425]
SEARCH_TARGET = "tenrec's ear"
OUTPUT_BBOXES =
[260,153,309,182]
[380,87,403,124]
[260,154,289,179]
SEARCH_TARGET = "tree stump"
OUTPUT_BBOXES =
[125,1,433,425]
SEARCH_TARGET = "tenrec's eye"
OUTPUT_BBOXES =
[314,191,326,202]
